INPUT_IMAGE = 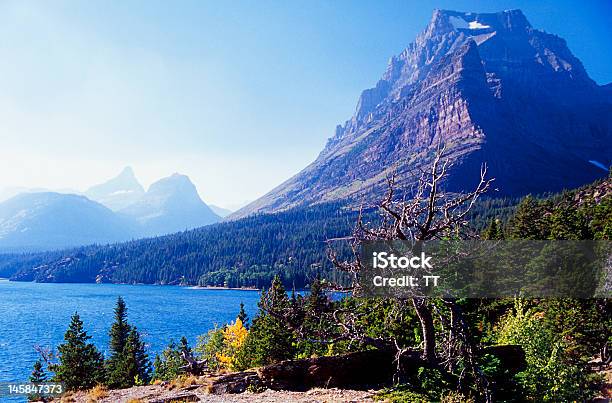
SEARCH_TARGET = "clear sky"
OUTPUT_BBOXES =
[0,0,610,209]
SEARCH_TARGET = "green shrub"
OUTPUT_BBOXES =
[496,299,593,402]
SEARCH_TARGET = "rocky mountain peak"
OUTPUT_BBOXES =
[430,9,531,35]
[117,166,137,180]
[232,9,611,219]
[85,166,145,211]
[147,173,199,198]
[120,173,220,236]
[330,7,596,151]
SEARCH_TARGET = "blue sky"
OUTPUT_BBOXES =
[0,0,610,209]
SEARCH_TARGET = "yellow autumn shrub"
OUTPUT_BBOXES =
[215,318,248,371]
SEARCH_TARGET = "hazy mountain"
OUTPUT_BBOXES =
[0,170,220,250]
[85,167,145,211]
[0,187,46,203]
[209,205,233,217]
[233,9,612,218]
[119,173,220,236]
[0,187,79,203]
[0,192,135,252]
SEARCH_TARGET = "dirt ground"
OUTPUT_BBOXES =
[59,385,378,403]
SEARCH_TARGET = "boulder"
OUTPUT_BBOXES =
[258,349,410,391]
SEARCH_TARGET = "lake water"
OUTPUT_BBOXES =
[0,280,260,391]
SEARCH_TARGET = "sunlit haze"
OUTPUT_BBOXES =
[0,0,610,208]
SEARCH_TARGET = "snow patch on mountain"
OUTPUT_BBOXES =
[469,21,490,29]
[589,160,610,172]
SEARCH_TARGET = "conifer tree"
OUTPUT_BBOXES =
[120,327,151,386]
[152,340,184,381]
[237,302,250,329]
[50,313,104,391]
[106,297,131,387]
[264,275,291,315]
[109,297,130,354]
[482,218,504,240]
[106,297,150,388]
[300,276,332,356]
[28,359,48,402]
[152,354,163,379]
[507,196,545,239]
[306,276,329,314]
[30,359,47,383]
[236,276,295,367]
[179,336,191,355]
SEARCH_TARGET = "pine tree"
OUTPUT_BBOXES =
[482,218,504,240]
[106,297,131,387]
[106,297,151,388]
[28,359,48,402]
[306,276,329,314]
[179,336,191,355]
[121,327,151,386]
[236,276,295,367]
[300,276,332,356]
[30,359,47,383]
[50,313,104,391]
[507,196,545,239]
[263,275,291,316]
[152,354,163,379]
[152,340,184,381]
[237,302,250,329]
[109,297,130,354]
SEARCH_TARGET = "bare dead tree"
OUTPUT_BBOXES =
[180,349,209,376]
[34,345,57,367]
[327,144,494,397]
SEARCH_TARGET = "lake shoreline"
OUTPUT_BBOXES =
[0,281,261,386]
[4,278,315,291]
[186,285,261,291]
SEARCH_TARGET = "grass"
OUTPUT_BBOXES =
[375,386,475,403]
[86,384,108,402]
[168,374,200,390]
[59,392,76,403]
[375,387,430,403]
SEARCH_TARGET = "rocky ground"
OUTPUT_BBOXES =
[59,384,377,403]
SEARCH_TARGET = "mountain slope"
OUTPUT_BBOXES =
[209,205,233,218]
[85,167,145,211]
[233,9,612,219]
[119,173,220,236]
[0,192,136,252]
[3,201,359,285]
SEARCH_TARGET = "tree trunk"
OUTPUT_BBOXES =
[412,298,436,363]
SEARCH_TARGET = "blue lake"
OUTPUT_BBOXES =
[0,280,260,387]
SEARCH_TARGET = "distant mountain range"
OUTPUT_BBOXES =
[233,9,612,218]
[0,192,135,252]
[0,169,221,252]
